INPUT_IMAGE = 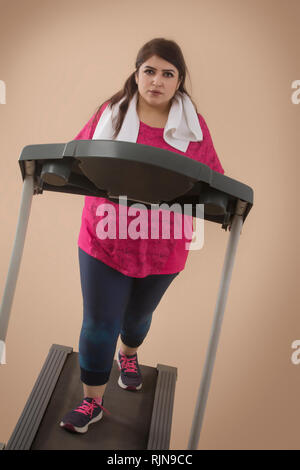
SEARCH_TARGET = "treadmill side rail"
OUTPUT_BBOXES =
[147,364,177,450]
[5,344,73,450]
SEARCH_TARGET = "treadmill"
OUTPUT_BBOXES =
[0,139,253,450]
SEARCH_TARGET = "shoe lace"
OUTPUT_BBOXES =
[75,399,111,416]
[120,354,138,373]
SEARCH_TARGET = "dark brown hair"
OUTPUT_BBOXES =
[91,37,198,139]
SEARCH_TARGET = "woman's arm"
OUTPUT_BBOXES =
[197,113,225,175]
[73,101,110,140]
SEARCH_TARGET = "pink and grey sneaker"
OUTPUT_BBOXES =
[60,397,110,433]
[117,349,142,391]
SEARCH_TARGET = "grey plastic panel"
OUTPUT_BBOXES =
[19,140,253,205]
[17,140,253,229]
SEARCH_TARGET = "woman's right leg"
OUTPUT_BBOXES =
[83,383,107,400]
[78,247,133,399]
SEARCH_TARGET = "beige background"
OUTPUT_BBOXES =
[0,0,299,450]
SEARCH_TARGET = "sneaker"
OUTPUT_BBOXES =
[60,397,110,433]
[117,349,142,391]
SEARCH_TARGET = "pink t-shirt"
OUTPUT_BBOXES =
[75,101,225,278]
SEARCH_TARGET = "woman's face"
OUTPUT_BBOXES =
[135,55,181,112]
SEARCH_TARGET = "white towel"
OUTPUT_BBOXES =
[92,90,203,152]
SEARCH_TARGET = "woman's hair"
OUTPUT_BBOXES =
[91,37,198,139]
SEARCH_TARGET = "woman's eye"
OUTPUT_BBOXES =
[145,70,173,77]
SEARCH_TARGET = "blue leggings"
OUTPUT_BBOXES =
[78,247,180,386]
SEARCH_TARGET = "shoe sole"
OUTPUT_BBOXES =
[59,410,103,433]
[118,375,142,390]
[117,356,142,391]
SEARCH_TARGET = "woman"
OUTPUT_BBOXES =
[60,37,224,434]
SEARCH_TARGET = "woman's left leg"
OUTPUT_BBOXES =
[119,271,180,350]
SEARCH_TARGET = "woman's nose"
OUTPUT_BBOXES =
[152,76,163,85]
